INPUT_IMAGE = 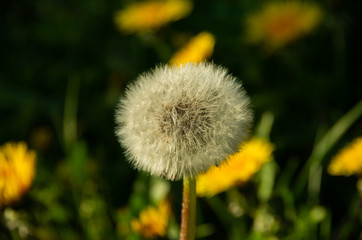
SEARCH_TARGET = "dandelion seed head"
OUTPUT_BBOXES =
[115,62,252,180]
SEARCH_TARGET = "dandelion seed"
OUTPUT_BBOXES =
[115,62,252,180]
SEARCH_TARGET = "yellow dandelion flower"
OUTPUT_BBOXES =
[328,137,362,176]
[114,0,192,34]
[0,142,36,208]
[245,1,323,51]
[197,138,274,197]
[131,200,171,238]
[169,32,215,66]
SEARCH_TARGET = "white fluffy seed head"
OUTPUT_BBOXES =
[115,62,252,180]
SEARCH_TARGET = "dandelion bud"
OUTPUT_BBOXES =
[115,62,252,180]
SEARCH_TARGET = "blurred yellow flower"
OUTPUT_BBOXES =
[0,142,36,208]
[169,32,215,66]
[197,138,274,197]
[328,137,362,176]
[114,0,192,34]
[131,200,171,238]
[245,1,323,51]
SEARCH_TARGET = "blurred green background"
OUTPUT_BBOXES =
[1,0,362,239]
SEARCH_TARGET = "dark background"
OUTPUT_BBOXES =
[1,0,362,239]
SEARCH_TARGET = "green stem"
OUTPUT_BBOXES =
[63,75,80,154]
[255,111,274,139]
[294,99,362,197]
[180,177,196,240]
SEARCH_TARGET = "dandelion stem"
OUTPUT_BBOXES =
[180,177,196,240]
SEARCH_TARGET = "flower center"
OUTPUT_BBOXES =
[160,100,210,145]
